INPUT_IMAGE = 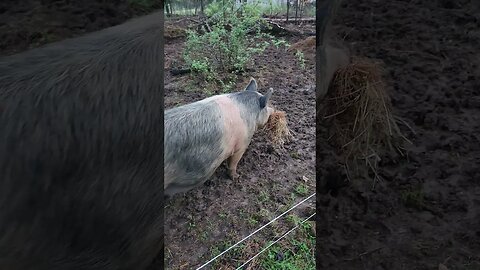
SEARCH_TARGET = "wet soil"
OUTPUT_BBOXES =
[163,18,316,269]
[317,0,480,269]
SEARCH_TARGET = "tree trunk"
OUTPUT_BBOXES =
[300,0,304,19]
[295,0,299,23]
[164,0,170,16]
[286,0,290,21]
[222,0,226,22]
[200,0,204,14]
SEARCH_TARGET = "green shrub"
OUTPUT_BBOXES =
[183,0,287,89]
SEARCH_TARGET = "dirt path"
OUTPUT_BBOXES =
[317,1,480,269]
[163,19,316,269]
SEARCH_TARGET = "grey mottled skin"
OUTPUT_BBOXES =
[0,12,163,270]
[164,79,273,197]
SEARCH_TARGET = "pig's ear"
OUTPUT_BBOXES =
[259,88,273,109]
[245,78,258,92]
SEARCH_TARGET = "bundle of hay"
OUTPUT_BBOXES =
[265,110,294,147]
[287,35,316,63]
[323,57,411,183]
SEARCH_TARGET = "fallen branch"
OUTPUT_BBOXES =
[264,20,316,36]
[170,67,255,76]
[170,68,191,76]
[266,17,316,23]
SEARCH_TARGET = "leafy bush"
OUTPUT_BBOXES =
[183,0,286,89]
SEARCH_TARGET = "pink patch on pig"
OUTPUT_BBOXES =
[213,96,248,157]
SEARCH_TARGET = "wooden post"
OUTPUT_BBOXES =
[286,0,290,22]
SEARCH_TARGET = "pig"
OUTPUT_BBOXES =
[164,78,274,197]
[0,11,164,270]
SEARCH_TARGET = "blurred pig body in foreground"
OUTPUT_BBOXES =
[164,79,274,197]
[0,12,163,270]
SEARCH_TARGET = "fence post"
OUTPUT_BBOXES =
[286,0,290,21]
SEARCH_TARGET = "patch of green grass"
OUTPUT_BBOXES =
[248,216,259,227]
[272,38,290,50]
[200,231,209,242]
[295,184,309,196]
[259,208,272,221]
[219,211,228,219]
[208,240,242,268]
[290,151,300,159]
[229,243,246,258]
[256,229,315,270]
[294,50,306,70]
[209,245,221,260]
[259,190,270,202]
[286,214,301,227]
[187,221,196,230]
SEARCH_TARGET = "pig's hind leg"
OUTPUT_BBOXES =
[227,148,247,181]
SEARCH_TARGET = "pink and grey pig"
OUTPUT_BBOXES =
[164,78,274,197]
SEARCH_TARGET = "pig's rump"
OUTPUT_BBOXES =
[164,97,240,195]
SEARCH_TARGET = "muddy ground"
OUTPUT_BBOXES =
[163,19,317,269]
[317,0,480,269]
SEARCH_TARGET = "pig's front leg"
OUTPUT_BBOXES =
[227,148,247,181]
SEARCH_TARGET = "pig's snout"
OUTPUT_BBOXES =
[257,105,274,129]
[267,106,274,117]
[255,87,274,129]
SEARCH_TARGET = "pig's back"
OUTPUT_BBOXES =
[164,100,224,189]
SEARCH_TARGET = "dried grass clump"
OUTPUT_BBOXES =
[287,36,316,62]
[265,110,294,147]
[324,57,412,185]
